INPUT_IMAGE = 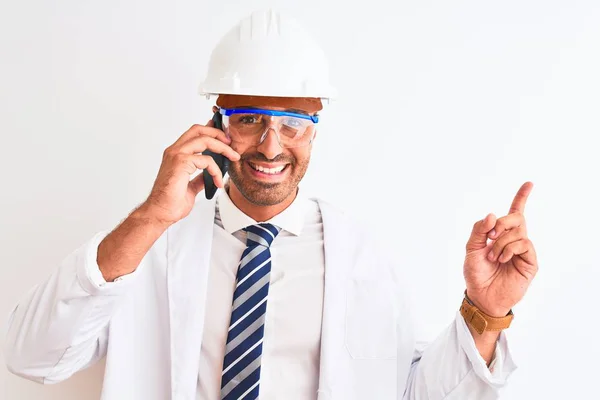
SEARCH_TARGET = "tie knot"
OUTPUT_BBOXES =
[244,223,281,248]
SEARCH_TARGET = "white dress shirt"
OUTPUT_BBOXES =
[197,189,325,400]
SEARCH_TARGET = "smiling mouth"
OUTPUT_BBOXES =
[248,162,289,175]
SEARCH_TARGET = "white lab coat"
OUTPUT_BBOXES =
[4,197,514,399]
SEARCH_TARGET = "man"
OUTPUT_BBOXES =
[4,9,537,400]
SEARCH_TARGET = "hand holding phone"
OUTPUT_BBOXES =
[140,119,239,226]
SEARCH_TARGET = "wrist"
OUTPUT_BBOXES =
[97,205,170,283]
[465,290,511,318]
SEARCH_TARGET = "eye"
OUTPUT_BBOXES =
[238,114,262,124]
[283,117,303,128]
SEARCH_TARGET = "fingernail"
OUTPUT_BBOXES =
[488,251,495,261]
[489,229,496,238]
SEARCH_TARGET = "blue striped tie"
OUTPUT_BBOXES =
[220,223,281,400]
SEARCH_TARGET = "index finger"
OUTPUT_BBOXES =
[201,124,231,144]
[509,181,534,214]
[176,122,231,146]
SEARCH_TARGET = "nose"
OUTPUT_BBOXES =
[256,128,283,160]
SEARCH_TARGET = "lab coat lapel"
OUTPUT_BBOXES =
[167,198,216,400]
[317,199,353,400]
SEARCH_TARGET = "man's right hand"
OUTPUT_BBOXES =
[139,122,240,227]
[96,122,239,282]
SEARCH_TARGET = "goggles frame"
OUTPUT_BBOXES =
[218,107,319,148]
[219,107,320,123]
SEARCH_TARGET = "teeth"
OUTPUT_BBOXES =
[251,163,285,174]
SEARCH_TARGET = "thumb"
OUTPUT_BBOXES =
[466,213,497,252]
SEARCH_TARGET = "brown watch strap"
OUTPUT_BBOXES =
[459,294,514,335]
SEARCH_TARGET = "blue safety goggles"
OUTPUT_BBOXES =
[218,107,319,148]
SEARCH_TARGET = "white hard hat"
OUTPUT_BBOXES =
[198,9,337,101]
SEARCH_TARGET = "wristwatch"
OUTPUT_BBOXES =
[460,291,514,334]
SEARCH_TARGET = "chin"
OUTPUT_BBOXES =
[238,183,294,207]
[228,162,305,207]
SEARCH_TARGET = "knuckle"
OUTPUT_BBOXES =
[199,153,214,163]
[491,235,502,247]
[197,135,214,148]
[172,153,188,164]
[201,155,217,169]
[163,147,175,158]
[515,212,525,224]
[203,137,217,147]
[492,242,503,253]
[207,136,223,146]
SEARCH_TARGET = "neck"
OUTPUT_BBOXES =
[228,184,298,222]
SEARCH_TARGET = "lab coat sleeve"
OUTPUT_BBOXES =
[4,230,138,384]
[402,311,517,400]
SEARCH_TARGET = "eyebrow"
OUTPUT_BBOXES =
[235,106,311,115]
[285,108,309,115]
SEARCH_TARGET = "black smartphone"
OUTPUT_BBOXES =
[203,111,230,200]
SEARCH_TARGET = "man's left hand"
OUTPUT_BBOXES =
[463,182,538,317]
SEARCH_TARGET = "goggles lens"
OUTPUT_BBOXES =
[220,108,318,148]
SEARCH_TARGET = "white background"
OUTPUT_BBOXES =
[1,0,599,399]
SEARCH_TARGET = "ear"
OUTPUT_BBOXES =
[212,105,218,113]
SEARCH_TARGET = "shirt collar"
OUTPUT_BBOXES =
[217,187,307,236]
